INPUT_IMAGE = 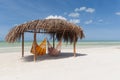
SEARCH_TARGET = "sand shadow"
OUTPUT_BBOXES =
[22,52,87,62]
[116,47,120,49]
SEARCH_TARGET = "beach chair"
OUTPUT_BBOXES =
[47,40,62,56]
[31,38,46,56]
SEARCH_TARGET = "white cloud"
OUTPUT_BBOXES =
[85,20,93,24]
[74,8,80,12]
[75,7,86,12]
[69,19,80,24]
[98,19,103,22]
[68,12,80,18]
[86,8,95,13]
[74,6,95,13]
[115,12,120,15]
[80,7,86,11]
[45,15,67,20]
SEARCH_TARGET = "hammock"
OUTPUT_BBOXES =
[31,38,46,56]
[47,40,62,56]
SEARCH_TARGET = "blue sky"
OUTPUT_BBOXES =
[0,0,120,41]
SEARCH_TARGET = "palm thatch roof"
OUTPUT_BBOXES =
[5,19,85,43]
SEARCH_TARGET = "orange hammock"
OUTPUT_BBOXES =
[47,40,62,56]
[31,38,46,56]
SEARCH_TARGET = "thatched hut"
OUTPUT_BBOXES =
[5,19,85,61]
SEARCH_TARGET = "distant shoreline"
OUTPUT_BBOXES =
[1,40,120,42]
[0,40,120,53]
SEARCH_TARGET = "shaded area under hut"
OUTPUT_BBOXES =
[5,19,85,61]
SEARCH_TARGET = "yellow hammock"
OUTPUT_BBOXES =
[31,38,46,56]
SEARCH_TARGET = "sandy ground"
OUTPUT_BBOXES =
[0,46,120,80]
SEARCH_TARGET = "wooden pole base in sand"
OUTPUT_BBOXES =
[73,36,76,57]
[34,32,37,62]
[22,33,24,57]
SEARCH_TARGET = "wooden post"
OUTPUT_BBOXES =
[53,33,55,48]
[34,32,37,62]
[22,33,24,57]
[73,36,76,57]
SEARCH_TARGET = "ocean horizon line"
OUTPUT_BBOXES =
[1,39,120,42]
[1,40,120,48]
[1,40,120,53]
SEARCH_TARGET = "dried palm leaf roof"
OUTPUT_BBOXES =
[5,19,85,43]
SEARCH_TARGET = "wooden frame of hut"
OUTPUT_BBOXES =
[5,19,85,61]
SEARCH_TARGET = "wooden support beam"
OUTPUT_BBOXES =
[22,33,24,57]
[73,36,76,57]
[33,32,37,62]
[25,28,69,33]
[26,31,52,33]
[53,33,55,48]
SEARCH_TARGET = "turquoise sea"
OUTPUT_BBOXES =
[0,40,120,53]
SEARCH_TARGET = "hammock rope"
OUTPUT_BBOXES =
[47,29,65,56]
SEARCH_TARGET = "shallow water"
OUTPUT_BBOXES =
[0,40,120,53]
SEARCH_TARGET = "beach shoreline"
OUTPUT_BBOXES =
[1,40,120,53]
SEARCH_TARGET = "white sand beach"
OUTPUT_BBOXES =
[0,46,120,80]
